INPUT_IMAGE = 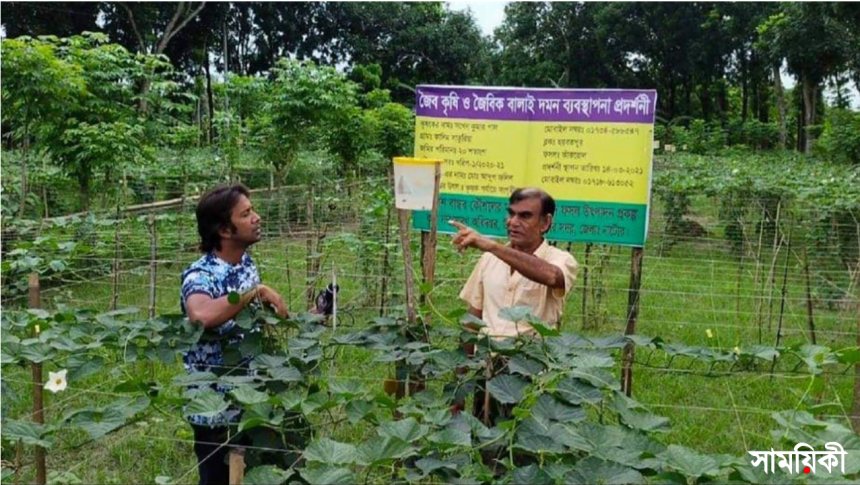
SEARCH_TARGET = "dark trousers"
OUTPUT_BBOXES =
[191,425,244,485]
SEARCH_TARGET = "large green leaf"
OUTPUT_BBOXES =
[345,399,375,425]
[357,435,416,466]
[556,378,604,405]
[508,355,545,376]
[1,420,52,448]
[510,465,553,485]
[565,457,645,484]
[658,444,720,478]
[184,389,228,419]
[172,372,218,387]
[531,395,586,424]
[230,386,270,405]
[303,438,358,465]
[243,465,293,485]
[514,418,565,454]
[378,417,429,442]
[428,428,471,449]
[299,466,355,485]
[487,374,529,404]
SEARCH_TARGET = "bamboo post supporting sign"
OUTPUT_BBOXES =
[392,157,443,329]
[392,156,443,397]
[411,85,657,396]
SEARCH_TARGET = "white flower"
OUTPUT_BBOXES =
[732,168,740,175]
[45,369,68,393]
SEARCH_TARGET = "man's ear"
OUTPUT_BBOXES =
[542,214,553,234]
[218,223,233,240]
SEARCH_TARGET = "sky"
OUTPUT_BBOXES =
[448,1,508,36]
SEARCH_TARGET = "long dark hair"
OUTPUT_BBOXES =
[195,183,250,253]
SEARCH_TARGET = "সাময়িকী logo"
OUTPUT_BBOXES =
[749,442,847,475]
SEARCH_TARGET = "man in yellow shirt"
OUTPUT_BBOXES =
[450,187,578,422]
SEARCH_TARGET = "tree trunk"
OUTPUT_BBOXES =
[773,63,787,149]
[741,51,748,123]
[205,44,215,143]
[19,132,29,218]
[78,170,90,212]
[801,75,817,154]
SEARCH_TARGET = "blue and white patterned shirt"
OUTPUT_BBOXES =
[180,251,261,427]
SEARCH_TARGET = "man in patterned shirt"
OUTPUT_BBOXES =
[180,183,287,485]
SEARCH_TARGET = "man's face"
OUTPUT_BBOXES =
[224,195,261,247]
[505,197,551,250]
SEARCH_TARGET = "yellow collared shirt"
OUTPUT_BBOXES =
[459,240,578,338]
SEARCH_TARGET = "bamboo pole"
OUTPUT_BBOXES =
[29,273,46,485]
[228,447,245,485]
[148,213,157,318]
[581,242,592,330]
[621,248,644,397]
[419,162,442,332]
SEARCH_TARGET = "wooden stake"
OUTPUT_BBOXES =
[581,243,592,330]
[111,206,121,311]
[803,246,817,345]
[419,162,442,333]
[29,273,46,485]
[621,247,644,397]
[397,209,418,326]
[228,447,245,485]
[147,213,158,318]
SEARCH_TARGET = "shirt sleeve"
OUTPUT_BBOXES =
[459,254,487,311]
[549,251,579,299]
[181,269,217,304]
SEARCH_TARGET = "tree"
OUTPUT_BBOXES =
[0,2,99,39]
[758,4,853,153]
[255,59,357,182]
[34,34,167,209]
[1,36,84,216]
[100,2,207,112]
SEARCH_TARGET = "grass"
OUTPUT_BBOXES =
[2,191,858,484]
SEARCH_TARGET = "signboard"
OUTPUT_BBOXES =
[412,85,657,246]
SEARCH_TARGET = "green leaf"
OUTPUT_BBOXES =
[531,395,586,424]
[184,389,228,419]
[428,428,471,449]
[299,466,355,485]
[266,366,302,382]
[253,354,288,369]
[244,465,292,485]
[556,378,604,405]
[173,372,218,387]
[415,458,458,478]
[565,457,645,484]
[569,367,621,391]
[230,386,270,405]
[378,417,429,442]
[487,374,529,404]
[227,291,240,305]
[570,351,615,369]
[357,435,416,466]
[511,465,553,485]
[48,260,66,272]
[2,420,52,448]
[658,444,720,478]
[304,438,358,465]
[508,355,544,376]
[346,399,375,425]
[514,418,565,454]
[835,347,860,365]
